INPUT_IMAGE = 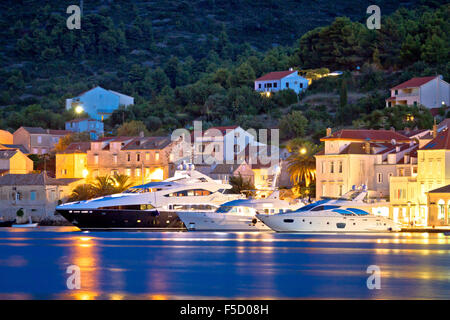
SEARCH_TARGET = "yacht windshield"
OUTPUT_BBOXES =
[216,206,234,213]
[294,200,329,212]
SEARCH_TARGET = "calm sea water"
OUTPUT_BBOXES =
[0,227,449,299]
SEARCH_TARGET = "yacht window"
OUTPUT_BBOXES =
[216,206,233,213]
[332,209,354,216]
[283,219,294,223]
[345,208,369,215]
[311,205,340,211]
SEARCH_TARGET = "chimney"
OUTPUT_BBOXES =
[326,128,332,136]
[432,118,437,138]
[139,131,145,138]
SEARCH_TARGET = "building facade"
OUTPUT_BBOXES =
[0,173,81,221]
[86,136,185,186]
[66,86,134,121]
[0,149,34,176]
[0,130,13,145]
[208,162,254,184]
[65,118,104,140]
[254,70,309,95]
[315,129,414,200]
[390,128,450,226]
[13,127,71,155]
[55,142,90,179]
[426,185,450,227]
[386,75,450,109]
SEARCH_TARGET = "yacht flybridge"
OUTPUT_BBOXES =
[256,188,400,233]
[56,164,244,230]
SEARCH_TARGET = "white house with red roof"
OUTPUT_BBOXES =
[193,126,267,165]
[386,75,449,109]
[254,69,309,95]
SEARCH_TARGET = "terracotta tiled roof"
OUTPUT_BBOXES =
[205,126,239,135]
[48,129,71,135]
[0,149,17,159]
[421,129,450,150]
[0,144,29,154]
[0,172,80,186]
[60,142,91,154]
[321,129,410,142]
[391,76,438,90]
[123,136,172,150]
[21,127,46,134]
[255,70,296,81]
[66,118,100,123]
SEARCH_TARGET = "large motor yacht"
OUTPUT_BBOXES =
[55,164,243,230]
[177,191,304,231]
[256,187,400,233]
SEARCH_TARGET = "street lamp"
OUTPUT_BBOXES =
[300,147,307,155]
[75,105,84,114]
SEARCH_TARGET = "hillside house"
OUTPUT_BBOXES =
[66,86,134,121]
[386,75,450,109]
[254,69,309,95]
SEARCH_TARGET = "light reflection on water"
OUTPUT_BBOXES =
[0,227,449,299]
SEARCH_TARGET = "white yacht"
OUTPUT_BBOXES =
[256,188,400,233]
[177,192,304,231]
[56,163,244,230]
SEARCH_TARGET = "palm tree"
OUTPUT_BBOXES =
[91,175,115,197]
[229,173,255,197]
[286,140,321,188]
[68,184,95,202]
[113,173,133,193]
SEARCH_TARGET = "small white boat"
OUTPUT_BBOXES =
[12,217,38,228]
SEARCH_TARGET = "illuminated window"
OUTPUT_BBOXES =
[126,168,131,176]
[145,153,150,161]
[113,154,117,164]
[438,199,445,221]
[155,152,160,161]
[136,168,141,177]
[377,173,383,183]
[94,155,98,164]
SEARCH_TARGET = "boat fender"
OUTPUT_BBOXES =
[251,218,257,225]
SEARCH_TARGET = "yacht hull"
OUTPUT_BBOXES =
[177,211,271,231]
[56,209,186,231]
[256,214,399,233]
